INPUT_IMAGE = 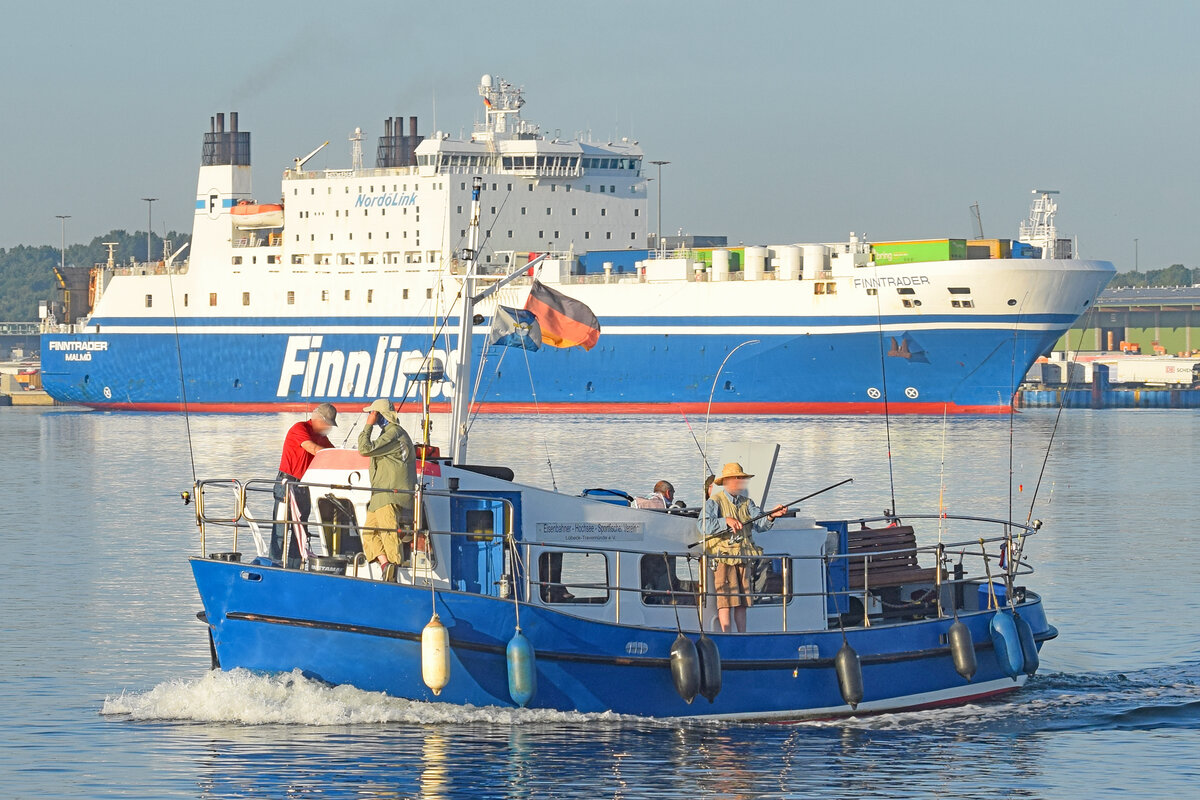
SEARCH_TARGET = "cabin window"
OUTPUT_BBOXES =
[426,288,432,299]
[344,290,351,301]
[572,208,577,216]
[634,208,640,217]
[606,232,612,240]
[826,282,837,294]
[866,288,878,296]
[631,232,637,240]
[321,290,329,302]
[546,207,552,215]
[292,255,303,264]
[600,185,606,193]
[242,292,250,306]
[209,293,217,306]
[183,294,188,307]
[144,294,152,308]
[403,289,409,300]
[521,207,527,215]
[231,256,243,265]
[902,298,914,308]
[600,208,607,217]
[287,291,295,305]
[640,555,699,606]
[609,185,615,193]
[538,551,609,604]
[367,289,373,303]
[814,283,825,295]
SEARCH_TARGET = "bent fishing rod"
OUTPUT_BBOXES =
[689,477,853,549]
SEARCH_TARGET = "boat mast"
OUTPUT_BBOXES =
[449,176,483,465]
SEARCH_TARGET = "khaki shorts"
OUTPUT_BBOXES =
[713,562,752,609]
[362,504,414,564]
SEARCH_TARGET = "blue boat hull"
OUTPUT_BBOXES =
[192,559,1053,719]
[44,317,1070,413]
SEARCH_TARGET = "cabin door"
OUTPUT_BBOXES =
[448,491,522,597]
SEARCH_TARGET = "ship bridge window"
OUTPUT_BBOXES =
[948,287,972,294]
[897,287,916,295]
[539,551,609,604]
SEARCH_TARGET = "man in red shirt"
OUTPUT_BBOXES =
[271,403,337,563]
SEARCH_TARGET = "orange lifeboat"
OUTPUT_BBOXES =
[231,201,284,228]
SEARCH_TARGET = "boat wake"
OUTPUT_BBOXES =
[100,668,633,727]
[797,660,1200,733]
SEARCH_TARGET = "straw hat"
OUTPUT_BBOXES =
[714,462,754,485]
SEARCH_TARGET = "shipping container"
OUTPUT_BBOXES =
[1010,241,1042,259]
[870,239,967,265]
[965,238,1012,259]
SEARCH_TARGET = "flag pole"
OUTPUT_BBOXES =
[449,177,483,465]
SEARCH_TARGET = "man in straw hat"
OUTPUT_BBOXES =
[699,462,786,632]
[358,398,417,580]
[271,403,337,565]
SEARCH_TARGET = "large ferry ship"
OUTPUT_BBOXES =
[40,75,1113,414]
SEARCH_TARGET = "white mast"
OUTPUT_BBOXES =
[448,176,483,465]
[1019,189,1060,259]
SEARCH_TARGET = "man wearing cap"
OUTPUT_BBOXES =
[271,403,337,563]
[357,398,417,579]
[699,462,786,633]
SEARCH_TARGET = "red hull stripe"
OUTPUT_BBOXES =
[83,400,1011,415]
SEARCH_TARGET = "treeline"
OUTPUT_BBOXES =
[1108,264,1197,289]
[0,230,190,320]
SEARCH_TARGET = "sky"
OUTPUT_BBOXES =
[1,0,1196,270]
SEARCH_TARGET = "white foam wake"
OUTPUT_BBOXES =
[101,668,629,726]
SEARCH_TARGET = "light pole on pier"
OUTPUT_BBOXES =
[1134,238,1139,272]
[650,160,670,252]
[141,197,158,264]
[55,215,70,273]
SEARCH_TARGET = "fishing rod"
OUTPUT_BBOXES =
[688,478,853,549]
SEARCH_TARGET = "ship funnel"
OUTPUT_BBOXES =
[202,111,250,167]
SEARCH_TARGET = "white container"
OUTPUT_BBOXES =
[711,249,730,282]
[776,245,801,280]
[744,246,768,281]
[802,244,828,275]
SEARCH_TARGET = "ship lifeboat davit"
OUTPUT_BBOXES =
[231,201,284,228]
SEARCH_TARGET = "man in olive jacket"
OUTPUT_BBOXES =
[357,398,417,577]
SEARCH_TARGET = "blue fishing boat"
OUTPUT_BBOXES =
[189,181,1054,719]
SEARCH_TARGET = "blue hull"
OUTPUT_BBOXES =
[192,559,1052,719]
[42,314,1071,413]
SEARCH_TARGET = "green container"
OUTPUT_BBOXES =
[871,239,966,265]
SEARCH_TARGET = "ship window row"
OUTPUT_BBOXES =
[283,251,441,267]
[230,255,282,265]
[293,182,442,196]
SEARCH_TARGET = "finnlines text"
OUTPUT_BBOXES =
[277,335,456,399]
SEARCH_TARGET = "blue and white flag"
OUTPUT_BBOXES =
[487,305,542,351]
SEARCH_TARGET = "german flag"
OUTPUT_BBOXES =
[524,280,601,351]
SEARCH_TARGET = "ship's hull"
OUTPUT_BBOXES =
[192,558,1049,720]
[40,258,1114,414]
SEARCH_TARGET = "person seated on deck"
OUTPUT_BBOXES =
[631,480,675,510]
[698,463,786,633]
[357,398,416,581]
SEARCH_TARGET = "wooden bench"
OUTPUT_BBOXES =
[846,525,943,590]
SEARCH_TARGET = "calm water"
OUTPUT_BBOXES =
[1,407,1198,799]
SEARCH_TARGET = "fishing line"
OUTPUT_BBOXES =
[1026,305,1096,522]
[872,288,897,518]
[1006,292,1029,546]
[678,408,714,476]
[520,343,557,492]
[165,255,196,482]
[937,404,947,544]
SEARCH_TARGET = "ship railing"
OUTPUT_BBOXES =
[194,480,1036,631]
[99,261,190,277]
[193,477,516,569]
[512,516,1037,631]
